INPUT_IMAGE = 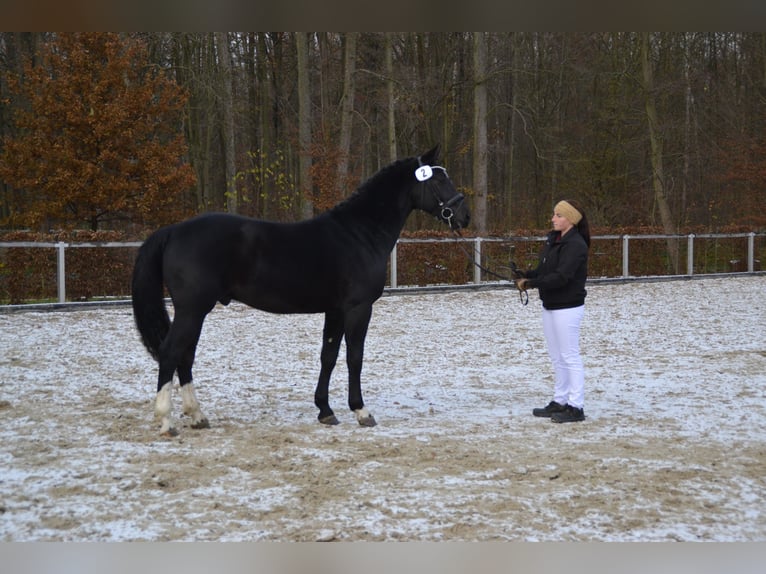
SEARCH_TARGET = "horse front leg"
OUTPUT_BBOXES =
[315,311,344,425]
[345,304,376,427]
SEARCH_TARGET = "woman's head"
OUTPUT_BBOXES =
[552,199,590,247]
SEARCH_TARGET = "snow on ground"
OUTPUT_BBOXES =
[0,275,764,541]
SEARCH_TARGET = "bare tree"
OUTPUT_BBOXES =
[641,33,679,272]
[296,32,313,219]
[505,32,521,229]
[5,33,766,234]
[215,32,237,214]
[336,32,357,198]
[472,32,488,234]
[385,33,397,163]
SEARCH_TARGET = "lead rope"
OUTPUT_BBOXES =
[415,162,528,305]
[450,229,529,305]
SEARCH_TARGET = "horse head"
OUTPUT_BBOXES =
[413,145,470,231]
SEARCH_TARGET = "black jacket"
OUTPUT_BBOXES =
[524,228,588,310]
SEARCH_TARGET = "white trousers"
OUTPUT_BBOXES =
[541,305,585,409]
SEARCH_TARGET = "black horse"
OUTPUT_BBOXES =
[131,145,470,435]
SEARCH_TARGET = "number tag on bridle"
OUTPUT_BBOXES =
[415,165,433,181]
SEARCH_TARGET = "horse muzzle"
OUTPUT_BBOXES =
[441,193,469,229]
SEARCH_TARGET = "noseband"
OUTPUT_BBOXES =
[438,188,466,227]
[415,164,465,228]
[414,163,525,305]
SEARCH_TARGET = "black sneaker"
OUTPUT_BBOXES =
[532,401,567,418]
[551,405,585,423]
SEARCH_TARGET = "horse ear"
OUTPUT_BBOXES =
[420,144,441,166]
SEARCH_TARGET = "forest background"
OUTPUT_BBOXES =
[1,32,765,241]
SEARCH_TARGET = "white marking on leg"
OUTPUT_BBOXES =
[354,407,376,426]
[180,383,209,429]
[155,382,174,435]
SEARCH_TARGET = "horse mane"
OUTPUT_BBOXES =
[327,155,416,216]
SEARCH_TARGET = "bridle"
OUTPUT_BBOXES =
[415,163,527,305]
[415,164,465,230]
[438,190,466,229]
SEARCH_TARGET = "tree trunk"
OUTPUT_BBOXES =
[215,32,237,214]
[336,32,357,198]
[506,33,520,230]
[681,33,693,229]
[472,32,488,235]
[245,33,259,215]
[385,33,397,163]
[641,32,679,273]
[257,33,273,218]
[296,32,313,219]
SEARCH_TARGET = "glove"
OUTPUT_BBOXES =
[515,278,529,291]
[510,261,526,279]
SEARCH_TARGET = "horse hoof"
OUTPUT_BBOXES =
[358,415,377,427]
[319,415,340,425]
[160,427,179,438]
[191,418,210,429]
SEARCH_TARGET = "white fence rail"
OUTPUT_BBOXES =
[0,233,763,304]
[391,232,763,287]
[0,241,142,304]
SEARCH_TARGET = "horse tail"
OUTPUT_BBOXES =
[131,226,173,362]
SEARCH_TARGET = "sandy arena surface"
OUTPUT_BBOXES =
[0,275,765,541]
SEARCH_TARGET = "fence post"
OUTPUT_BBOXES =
[390,242,398,288]
[748,232,755,272]
[473,237,482,284]
[56,241,67,303]
[622,235,630,278]
[687,234,695,276]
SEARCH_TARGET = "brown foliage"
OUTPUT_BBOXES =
[0,33,196,231]
[713,136,766,229]
[307,143,360,213]
[0,230,137,304]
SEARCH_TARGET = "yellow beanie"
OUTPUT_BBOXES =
[554,200,582,225]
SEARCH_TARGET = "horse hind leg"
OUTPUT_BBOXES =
[178,384,209,429]
[154,309,209,435]
[155,346,179,436]
[178,384,207,428]
[155,381,176,436]
[156,384,209,435]
[178,352,210,430]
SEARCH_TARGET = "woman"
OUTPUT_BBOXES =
[515,199,590,423]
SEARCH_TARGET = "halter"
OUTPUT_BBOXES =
[414,163,525,305]
[415,164,465,228]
